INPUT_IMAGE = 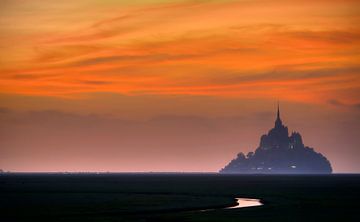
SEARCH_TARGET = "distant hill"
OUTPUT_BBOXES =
[220,105,332,174]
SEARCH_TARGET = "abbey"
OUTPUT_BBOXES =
[220,105,332,174]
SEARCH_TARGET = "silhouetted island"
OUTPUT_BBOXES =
[220,105,332,174]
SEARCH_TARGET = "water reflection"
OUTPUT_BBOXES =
[226,198,263,209]
[199,197,262,212]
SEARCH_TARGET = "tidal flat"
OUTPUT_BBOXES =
[0,173,359,222]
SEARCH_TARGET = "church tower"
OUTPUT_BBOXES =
[275,102,283,128]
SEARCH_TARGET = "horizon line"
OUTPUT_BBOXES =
[1,171,359,175]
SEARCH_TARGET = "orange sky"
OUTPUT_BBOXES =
[0,0,359,172]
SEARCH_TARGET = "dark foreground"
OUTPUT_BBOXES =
[1,174,359,222]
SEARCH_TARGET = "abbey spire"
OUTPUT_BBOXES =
[275,102,283,128]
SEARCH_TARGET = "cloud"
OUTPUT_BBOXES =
[3,64,358,104]
[328,99,360,110]
[77,80,112,85]
[70,53,199,67]
[91,15,133,28]
[201,66,360,85]
[10,74,43,80]
[0,107,10,114]
[1,0,359,105]
[280,30,360,45]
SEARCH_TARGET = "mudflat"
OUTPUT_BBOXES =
[0,173,359,222]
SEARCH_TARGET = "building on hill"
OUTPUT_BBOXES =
[220,105,332,174]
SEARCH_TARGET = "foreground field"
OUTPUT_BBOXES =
[0,174,359,221]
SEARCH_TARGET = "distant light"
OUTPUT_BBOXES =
[291,165,296,168]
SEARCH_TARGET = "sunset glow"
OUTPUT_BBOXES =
[1,0,359,102]
[0,0,359,173]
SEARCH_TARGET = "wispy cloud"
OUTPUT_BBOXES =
[328,99,360,110]
[0,0,359,105]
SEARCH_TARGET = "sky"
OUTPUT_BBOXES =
[0,0,359,173]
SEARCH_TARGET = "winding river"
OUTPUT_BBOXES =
[200,198,263,212]
[226,198,263,209]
